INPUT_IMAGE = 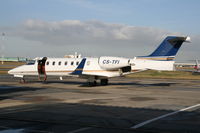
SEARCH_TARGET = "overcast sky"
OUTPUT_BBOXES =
[0,0,200,61]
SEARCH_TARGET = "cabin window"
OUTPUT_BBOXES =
[52,61,55,66]
[76,61,79,66]
[46,61,49,65]
[58,61,61,65]
[71,61,74,66]
[65,61,67,65]
[87,61,90,66]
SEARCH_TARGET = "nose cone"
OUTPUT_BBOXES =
[8,69,14,75]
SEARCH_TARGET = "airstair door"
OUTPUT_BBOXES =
[37,57,47,81]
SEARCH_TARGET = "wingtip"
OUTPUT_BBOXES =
[185,36,191,42]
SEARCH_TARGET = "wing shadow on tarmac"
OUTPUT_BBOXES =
[1,75,178,87]
[19,80,177,87]
[109,82,177,87]
[0,85,47,100]
[0,85,46,95]
[0,102,199,133]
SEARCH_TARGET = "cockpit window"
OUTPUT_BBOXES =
[26,60,35,65]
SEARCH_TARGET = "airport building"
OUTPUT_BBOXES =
[0,57,28,62]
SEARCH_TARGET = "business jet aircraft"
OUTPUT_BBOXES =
[8,36,190,85]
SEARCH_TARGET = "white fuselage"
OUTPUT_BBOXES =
[8,56,175,79]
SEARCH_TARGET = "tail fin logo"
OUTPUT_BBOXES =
[149,36,189,57]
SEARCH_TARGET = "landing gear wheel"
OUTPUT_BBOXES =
[101,79,108,85]
[20,78,25,83]
[88,81,97,86]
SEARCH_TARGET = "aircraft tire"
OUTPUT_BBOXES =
[20,78,25,83]
[101,79,108,85]
[88,81,97,86]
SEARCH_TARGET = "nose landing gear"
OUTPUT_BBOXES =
[19,78,25,83]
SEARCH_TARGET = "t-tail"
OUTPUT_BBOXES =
[139,36,191,61]
[134,36,191,71]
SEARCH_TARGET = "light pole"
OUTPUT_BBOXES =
[1,32,5,64]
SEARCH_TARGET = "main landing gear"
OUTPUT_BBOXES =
[87,77,108,86]
[100,79,108,86]
[88,80,97,86]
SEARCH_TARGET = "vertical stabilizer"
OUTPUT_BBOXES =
[149,36,190,57]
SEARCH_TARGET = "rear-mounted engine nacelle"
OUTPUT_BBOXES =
[99,56,130,70]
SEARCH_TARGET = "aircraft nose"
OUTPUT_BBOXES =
[8,69,14,74]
